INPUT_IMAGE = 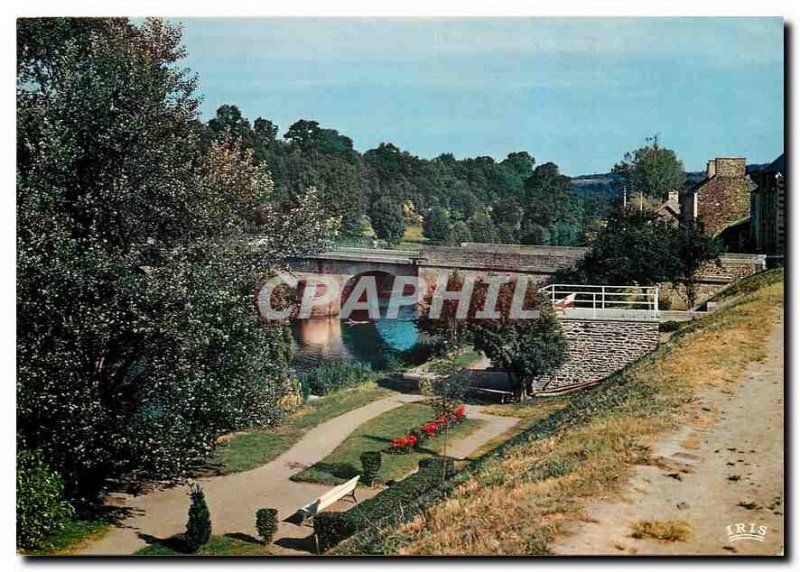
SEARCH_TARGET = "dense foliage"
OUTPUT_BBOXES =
[297,361,373,397]
[16,450,75,551]
[560,206,722,306]
[204,109,613,247]
[612,135,686,201]
[17,18,333,499]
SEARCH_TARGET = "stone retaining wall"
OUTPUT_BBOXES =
[534,318,660,394]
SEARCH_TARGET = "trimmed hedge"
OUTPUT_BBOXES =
[314,457,455,552]
[255,508,278,544]
[359,451,382,485]
[314,512,357,553]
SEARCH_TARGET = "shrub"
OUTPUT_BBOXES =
[360,452,382,486]
[314,512,357,553]
[298,362,372,396]
[255,508,279,544]
[632,520,692,542]
[659,320,682,333]
[16,450,74,551]
[185,485,211,553]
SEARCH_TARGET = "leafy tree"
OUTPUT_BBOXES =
[563,207,680,286]
[447,220,472,245]
[500,151,535,178]
[561,206,721,305]
[521,162,580,246]
[255,508,279,545]
[17,18,332,498]
[369,196,405,243]
[16,450,74,551]
[612,135,685,201]
[416,271,470,348]
[467,207,497,243]
[422,207,451,242]
[185,485,211,552]
[675,220,723,307]
[467,282,568,398]
[491,197,523,243]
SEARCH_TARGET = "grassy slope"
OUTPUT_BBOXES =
[338,271,783,555]
[211,383,392,474]
[292,403,484,485]
[136,534,271,556]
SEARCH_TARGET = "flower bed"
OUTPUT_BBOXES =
[387,405,467,454]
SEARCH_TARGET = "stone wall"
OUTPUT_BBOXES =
[534,318,660,394]
[420,243,588,274]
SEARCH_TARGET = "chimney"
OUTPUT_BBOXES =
[714,157,746,178]
[668,189,679,203]
[707,160,716,178]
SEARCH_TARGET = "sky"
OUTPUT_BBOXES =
[174,18,784,175]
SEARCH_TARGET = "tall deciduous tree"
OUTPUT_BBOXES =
[612,135,685,201]
[422,207,451,243]
[369,196,405,244]
[17,18,332,497]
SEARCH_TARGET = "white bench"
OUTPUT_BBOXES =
[298,475,360,524]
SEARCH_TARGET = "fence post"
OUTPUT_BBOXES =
[592,293,597,318]
[601,286,606,310]
[654,287,659,319]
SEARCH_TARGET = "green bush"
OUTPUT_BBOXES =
[298,362,373,396]
[360,451,382,485]
[16,450,74,551]
[658,320,682,333]
[313,512,357,553]
[255,508,279,544]
[185,485,211,553]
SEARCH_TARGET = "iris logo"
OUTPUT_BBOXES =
[726,523,768,542]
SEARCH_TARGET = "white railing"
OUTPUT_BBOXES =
[539,284,659,319]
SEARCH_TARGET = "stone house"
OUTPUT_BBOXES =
[680,157,756,235]
[749,154,785,262]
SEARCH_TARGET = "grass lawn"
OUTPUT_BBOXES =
[27,518,112,555]
[292,402,484,485]
[136,534,271,556]
[210,382,392,474]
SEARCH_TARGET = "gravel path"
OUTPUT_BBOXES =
[80,392,517,555]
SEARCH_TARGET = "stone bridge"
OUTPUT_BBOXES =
[282,242,766,396]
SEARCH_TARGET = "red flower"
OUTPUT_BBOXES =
[407,434,418,446]
[454,404,466,418]
[391,437,408,448]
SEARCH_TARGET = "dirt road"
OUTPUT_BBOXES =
[552,314,784,556]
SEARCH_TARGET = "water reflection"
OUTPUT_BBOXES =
[291,304,420,370]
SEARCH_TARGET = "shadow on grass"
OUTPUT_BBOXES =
[137,532,188,554]
[295,461,359,483]
[274,533,318,554]
[225,532,262,544]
